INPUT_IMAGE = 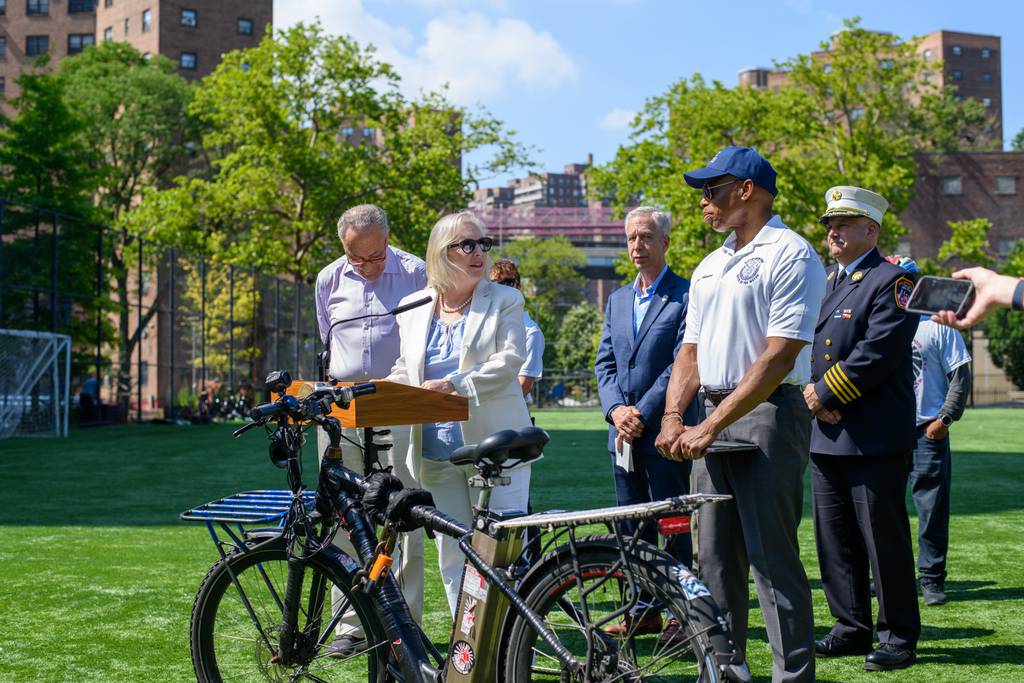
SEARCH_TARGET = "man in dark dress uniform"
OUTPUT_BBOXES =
[802,186,921,672]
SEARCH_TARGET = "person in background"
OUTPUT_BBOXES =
[805,187,920,672]
[889,255,972,607]
[386,210,532,616]
[489,259,544,399]
[594,206,700,647]
[314,203,427,657]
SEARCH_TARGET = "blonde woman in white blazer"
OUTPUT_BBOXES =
[386,210,533,615]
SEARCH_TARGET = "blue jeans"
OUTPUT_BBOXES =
[910,426,951,583]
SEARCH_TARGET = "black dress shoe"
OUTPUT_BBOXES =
[864,643,916,671]
[920,579,948,606]
[815,633,873,657]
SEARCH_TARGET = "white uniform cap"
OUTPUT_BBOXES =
[819,186,888,226]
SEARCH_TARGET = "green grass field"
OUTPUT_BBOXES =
[1,408,1022,682]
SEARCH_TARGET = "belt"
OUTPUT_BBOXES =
[703,383,797,407]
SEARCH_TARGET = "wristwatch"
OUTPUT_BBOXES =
[939,414,953,427]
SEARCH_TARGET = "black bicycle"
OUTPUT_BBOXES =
[185,371,752,682]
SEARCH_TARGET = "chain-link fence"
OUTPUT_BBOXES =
[0,198,322,425]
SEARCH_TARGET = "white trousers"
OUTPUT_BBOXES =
[317,424,423,636]
[417,457,532,616]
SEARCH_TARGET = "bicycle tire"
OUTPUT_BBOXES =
[190,539,392,682]
[501,538,733,683]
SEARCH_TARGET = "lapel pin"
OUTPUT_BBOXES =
[851,271,863,282]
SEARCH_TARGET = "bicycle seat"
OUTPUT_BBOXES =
[449,426,549,471]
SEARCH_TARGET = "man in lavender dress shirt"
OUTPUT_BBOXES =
[315,204,427,656]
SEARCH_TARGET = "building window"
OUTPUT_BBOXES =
[341,126,354,138]
[27,0,48,14]
[0,77,5,95]
[923,48,932,60]
[68,0,92,12]
[941,176,963,195]
[981,48,991,59]
[142,9,151,33]
[237,17,253,35]
[68,33,94,55]
[179,51,197,70]
[995,176,1016,195]
[880,59,894,69]
[103,26,112,41]
[0,37,5,57]
[361,127,375,139]
[104,0,111,5]
[850,107,865,121]
[982,72,993,83]
[123,17,129,35]
[25,35,49,56]
[983,97,993,108]
[951,45,962,56]
[0,0,5,15]
[997,239,1017,256]
[180,8,197,27]
[952,70,962,81]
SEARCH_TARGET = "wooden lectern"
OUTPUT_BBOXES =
[285,380,468,427]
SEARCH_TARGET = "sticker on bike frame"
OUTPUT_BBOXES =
[452,641,475,674]
[460,596,478,636]
[461,565,489,602]
[338,553,359,573]
[672,565,712,600]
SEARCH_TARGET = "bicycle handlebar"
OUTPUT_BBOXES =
[233,381,378,437]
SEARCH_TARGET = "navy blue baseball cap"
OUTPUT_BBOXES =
[683,146,778,197]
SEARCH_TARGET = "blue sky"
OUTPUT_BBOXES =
[276,0,1023,185]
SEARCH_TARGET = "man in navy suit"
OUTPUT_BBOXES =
[595,206,699,644]
[804,186,921,672]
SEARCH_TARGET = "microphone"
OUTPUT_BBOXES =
[320,295,433,381]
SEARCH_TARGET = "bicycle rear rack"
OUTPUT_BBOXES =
[180,489,316,559]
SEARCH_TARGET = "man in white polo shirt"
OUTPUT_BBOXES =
[656,147,826,683]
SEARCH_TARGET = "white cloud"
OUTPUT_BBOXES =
[599,108,636,130]
[274,0,577,105]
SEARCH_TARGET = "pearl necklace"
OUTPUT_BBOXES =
[440,293,473,314]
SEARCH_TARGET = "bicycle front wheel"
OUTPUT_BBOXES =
[502,540,724,682]
[190,541,390,682]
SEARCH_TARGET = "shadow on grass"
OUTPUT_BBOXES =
[916,643,1024,666]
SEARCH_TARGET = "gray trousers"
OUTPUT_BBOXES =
[316,425,423,636]
[694,385,815,683]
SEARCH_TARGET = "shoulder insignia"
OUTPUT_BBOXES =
[827,270,835,281]
[851,271,864,282]
[895,276,913,309]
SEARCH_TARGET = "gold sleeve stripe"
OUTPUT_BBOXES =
[834,363,862,399]
[823,368,852,404]
[825,366,857,403]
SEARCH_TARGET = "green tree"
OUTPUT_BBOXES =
[1012,128,1024,151]
[58,42,197,409]
[936,218,995,268]
[496,236,587,365]
[589,18,991,276]
[986,240,1024,390]
[554,302,602,372]
[137,21,530,285]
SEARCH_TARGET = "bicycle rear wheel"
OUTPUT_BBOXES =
[190,541,390,682]
[501,539,728,682]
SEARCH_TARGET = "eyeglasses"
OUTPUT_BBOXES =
[702,178,742,203]
[447,237,494,254]
[347,252,387,266]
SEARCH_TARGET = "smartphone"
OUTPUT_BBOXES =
[906,276,975,318]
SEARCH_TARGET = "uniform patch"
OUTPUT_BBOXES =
[452,641,475,674]
[851,271,864,282]
[736,257,764,285]
[895,277,914,309]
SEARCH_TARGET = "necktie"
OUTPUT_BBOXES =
[834,268,846,290]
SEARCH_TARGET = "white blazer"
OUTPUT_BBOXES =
[386,278,533,474]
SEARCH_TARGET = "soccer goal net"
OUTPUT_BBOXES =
[0,329,71,439]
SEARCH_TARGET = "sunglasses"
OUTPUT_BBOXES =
[702,178,742,203]
[495,278,520,287]
[447,237,494,254]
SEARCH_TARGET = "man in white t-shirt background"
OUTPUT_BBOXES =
[889,256,973,607]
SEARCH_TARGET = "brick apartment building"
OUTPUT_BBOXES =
[0,0,271,109]
[472,154,605,210]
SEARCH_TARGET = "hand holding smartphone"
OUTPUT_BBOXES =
[906,276,975,319]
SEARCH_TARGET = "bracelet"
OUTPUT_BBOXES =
[661,412,683,423]
[1013,279,1024,312]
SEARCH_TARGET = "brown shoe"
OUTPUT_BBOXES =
[602,613,662,637]
[657,618,689,648]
